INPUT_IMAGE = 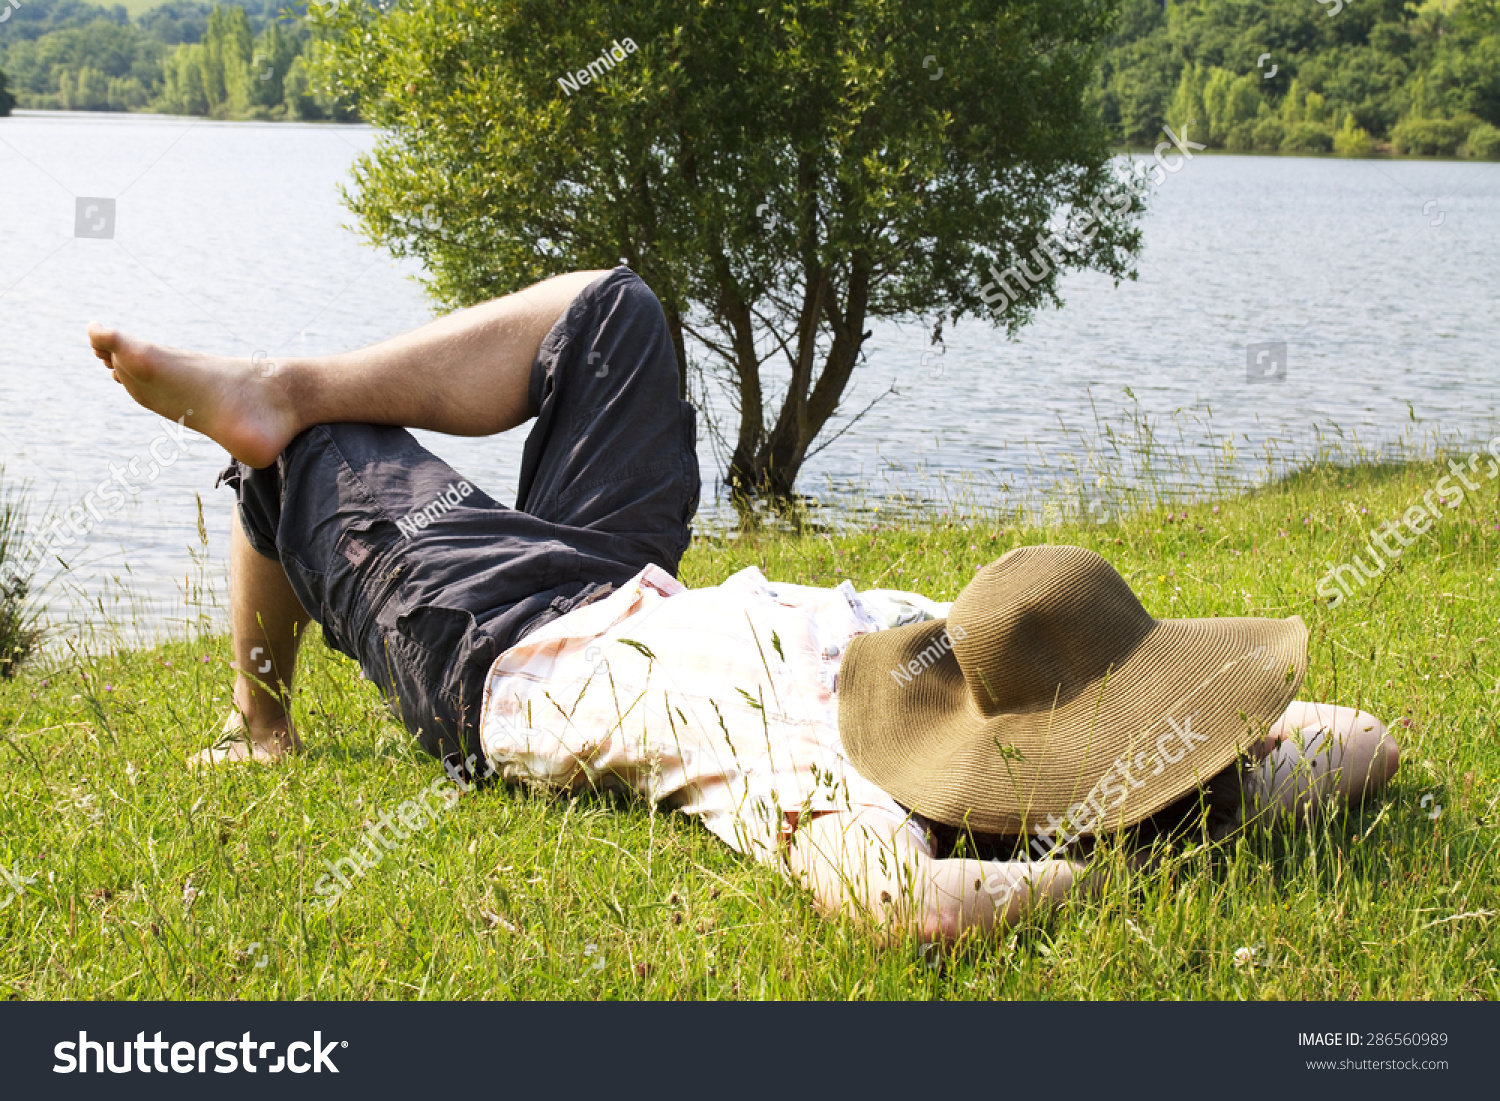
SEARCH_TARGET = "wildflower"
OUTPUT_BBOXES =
[1233,946,1256,969]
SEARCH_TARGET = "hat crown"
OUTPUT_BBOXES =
[837,542,1309,835]
[948,545,1155,717]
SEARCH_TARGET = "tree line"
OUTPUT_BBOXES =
[3,0,1498,160]
[1096,0,1500,158]
[0,0,352,119]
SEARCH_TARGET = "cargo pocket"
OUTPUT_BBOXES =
[275,550,340,652]
[370,599,485,759]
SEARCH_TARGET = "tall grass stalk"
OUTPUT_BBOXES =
[0,467,44,679]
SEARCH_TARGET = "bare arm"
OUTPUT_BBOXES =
[784,809,1089,945]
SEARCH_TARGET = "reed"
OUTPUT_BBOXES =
[0,467,44,680]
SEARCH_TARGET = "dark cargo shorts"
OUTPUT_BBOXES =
[217,267,700,765]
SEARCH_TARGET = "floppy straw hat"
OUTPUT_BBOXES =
[838,545,1307,838]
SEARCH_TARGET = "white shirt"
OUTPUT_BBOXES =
[478,565,948,864]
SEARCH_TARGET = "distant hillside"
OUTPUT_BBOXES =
[5,0,1499,155]
[0,1,352,120]
[1096,0,1500,157]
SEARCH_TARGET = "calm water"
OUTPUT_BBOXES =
[2,111,1497,640]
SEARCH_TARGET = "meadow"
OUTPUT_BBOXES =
[1,454,1496,999]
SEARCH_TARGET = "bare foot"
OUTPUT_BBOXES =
[87,324,301,469]
[193,708,303,767]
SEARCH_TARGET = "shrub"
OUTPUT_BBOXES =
[1461,123,1500,160]
[1281,121,1334,154]
[1202,68,1261,147]
[1390,116,1474,156]
[107,76,151,112]
[1334,114,1374,157]
[1225,120,1257,152]
[0,471,44,680]
[1252,115,1286,152]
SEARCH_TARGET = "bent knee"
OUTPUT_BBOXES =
[1343,709,1399,796]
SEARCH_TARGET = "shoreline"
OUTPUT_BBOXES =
[6,450,1497,664]
[2,110,1493,162]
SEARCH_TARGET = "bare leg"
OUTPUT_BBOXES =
[196,509,312,764]
[86,269,614,468]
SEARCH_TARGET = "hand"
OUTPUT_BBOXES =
[1248,729,1286,762]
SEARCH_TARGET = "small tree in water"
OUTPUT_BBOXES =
[317,0,1143,500]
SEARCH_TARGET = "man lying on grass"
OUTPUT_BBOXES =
[86,267,1400,943]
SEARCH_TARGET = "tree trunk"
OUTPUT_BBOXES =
[717,266,767,499]
[662,304,688,400]
[726,255,872,499]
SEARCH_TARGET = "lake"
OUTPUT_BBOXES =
[1,110,1497,642]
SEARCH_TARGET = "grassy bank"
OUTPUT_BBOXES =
[1,456,1497,999]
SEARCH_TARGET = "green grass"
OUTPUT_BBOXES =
[1,455,1497,999]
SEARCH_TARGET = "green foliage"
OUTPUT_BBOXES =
[1462,121,1500,158]
[0,471,43,681]
[1281,120,1334,154]
[0,17,167,109]
[1390,114,1479,155]
[1334,112,1375,157]
[1167,61,1207,135]
[280,37,350,121]
[1203,68,1261,147]
[11,0,1499,152]
[317,0,1141,498]
[0,66,14,116]
[1251,113,1287,152]
[1097,0,1500,155]
[1,458,1497,997]
[1276,81,1333,143]
[0,2,324,119]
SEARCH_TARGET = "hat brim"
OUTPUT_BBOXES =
[838,612,1308,837]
